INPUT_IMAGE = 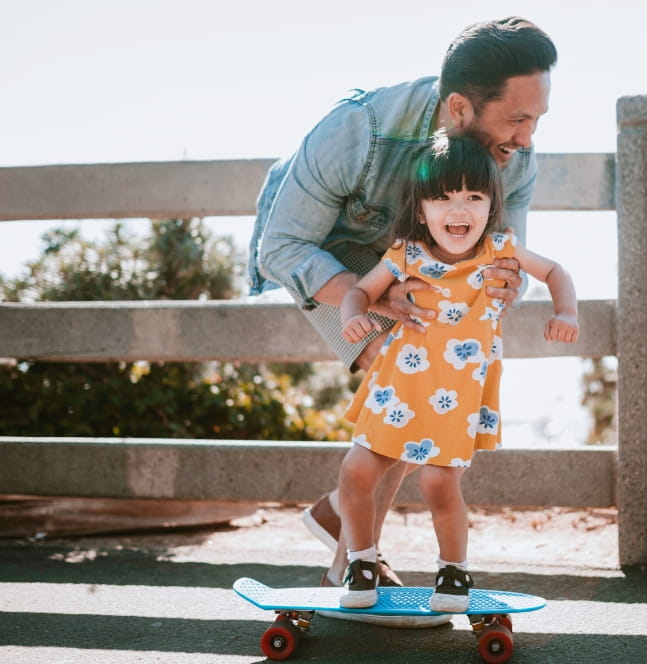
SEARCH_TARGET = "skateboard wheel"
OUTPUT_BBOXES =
[477,624,514,664]
[497,614,513,632]
[261,621,300,660]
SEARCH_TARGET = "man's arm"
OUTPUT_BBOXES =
[485,147,538,306]
[257,101,371,309]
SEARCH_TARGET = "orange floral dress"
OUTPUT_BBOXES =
[345,232,517,467]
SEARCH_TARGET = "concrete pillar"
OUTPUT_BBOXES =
[616,94,647,567]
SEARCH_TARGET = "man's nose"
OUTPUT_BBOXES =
[513,119,538,148]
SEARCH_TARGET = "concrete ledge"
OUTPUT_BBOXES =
[0,299,615,362]
[0,437,617,508]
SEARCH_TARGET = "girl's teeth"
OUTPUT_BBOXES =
[447,224,469,236]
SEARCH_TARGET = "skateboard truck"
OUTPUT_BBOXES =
[469,613,515,663]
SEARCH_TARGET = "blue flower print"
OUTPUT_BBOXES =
[454,342,479,361]
[376,388,394,406]
[420,262,450,279]
[400,438,440,464]
[380,327,404,356]
[449,457,472,468]
[352,433,371,449]
[467,267,487,290]
[365,383,396,414]
[396,343,430,374]
[444,338,485,370]
[383,401,415,428]
[479,407,499,431]
[491,231,517,251]
[405,243,424,264]
[490,232,507,250]
[472,361,488,385]
[467,406,500,437]
[447,308,463,323]
[429,388,458,414]
[438,300,469,326]
[384,257,404,280]
[489,335,503,361]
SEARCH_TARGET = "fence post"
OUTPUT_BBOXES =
[616,94,647,567]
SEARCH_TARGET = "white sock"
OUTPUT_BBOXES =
[437,557,469,571]
[348,545,378,564]
[328,490,341,516]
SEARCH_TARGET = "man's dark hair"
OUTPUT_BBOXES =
[439,17,558,112]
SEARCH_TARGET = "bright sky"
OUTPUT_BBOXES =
[1,0,644,167]
[1,0,642,267]
[1,0,641,442]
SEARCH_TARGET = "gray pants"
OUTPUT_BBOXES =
[301,243,395,371]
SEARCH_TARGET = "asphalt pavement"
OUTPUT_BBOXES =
[1,503,645,664]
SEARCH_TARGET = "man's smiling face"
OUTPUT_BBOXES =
[462,70,551,169]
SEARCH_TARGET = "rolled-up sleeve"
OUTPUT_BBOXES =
[257,101,371,308]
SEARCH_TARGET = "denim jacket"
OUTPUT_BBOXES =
[248,77,536,309]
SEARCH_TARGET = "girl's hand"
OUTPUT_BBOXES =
[372,278,436,332]
[342,313,382,343]
[544,313,579,343]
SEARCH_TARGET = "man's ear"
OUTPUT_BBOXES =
[446,92,475,129]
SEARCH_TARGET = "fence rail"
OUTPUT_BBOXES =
[1,94,646,566]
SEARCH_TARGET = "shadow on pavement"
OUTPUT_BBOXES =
[2,542,646,663]
[1,543,644,604]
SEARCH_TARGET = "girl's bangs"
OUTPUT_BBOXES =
[416,140,496,196]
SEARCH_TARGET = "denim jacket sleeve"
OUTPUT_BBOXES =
[500,146,537,299]
[256,99,372,308]
[501,147,536,247]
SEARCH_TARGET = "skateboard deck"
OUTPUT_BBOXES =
[234,577,545,662]
[233,576,545,616]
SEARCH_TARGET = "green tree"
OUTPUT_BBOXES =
[581,357,617,444]
[0,219,353,439]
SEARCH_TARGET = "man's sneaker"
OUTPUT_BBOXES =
[339,559,378,608]
[430,565,474,613]
[376,555,403,587]
[302,493,341,552]
[302,494,405,586]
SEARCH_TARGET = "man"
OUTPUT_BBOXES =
[248,16,557,627]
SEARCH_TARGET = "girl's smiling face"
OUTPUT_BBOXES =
[419,185,491,264]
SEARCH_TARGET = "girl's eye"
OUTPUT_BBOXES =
[434,194,449,201]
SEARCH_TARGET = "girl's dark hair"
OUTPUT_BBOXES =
[439,16,557,112]
[391,131,503,249]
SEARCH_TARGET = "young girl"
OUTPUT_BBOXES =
[338,131,579,611]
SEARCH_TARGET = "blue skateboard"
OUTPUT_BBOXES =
[233,576,545,662]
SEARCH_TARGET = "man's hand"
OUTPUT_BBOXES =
[483,256,522,314]
[371,277,437,332]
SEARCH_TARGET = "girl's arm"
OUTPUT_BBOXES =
[514,244,580,343]
[341,262,398,343]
